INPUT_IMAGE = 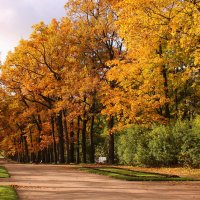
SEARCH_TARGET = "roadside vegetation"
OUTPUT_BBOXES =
[0,166,9,178]
[115,118,200,168]
[80,167,197,181]
[0,166,18,200]
[0,186,18,200]
[120,166,200,180]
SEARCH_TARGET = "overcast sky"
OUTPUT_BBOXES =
[0,0,67,62]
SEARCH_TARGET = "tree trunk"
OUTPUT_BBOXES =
[70,130,74,163]
[175,89,178,119]
[20,135,24,163]
[41,149,45,163]
[35,115,42,163]
[37,151,42,163]
[82,96,87,163]
[31,152,36,163]
[56,111,65,163]
[82,118,87,163]
[23,135,30,163]
[159,44,170,119]
[108,116,114,164]
[90,115,95,163]
[48,145,53,163]
[76,116,80,164]
[28,129,35,163]
[63,113,70,164]
[162,65,170,119]
[46,147,50,163]
[51,115,58,164]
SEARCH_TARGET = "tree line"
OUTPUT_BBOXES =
[0,0,200,166]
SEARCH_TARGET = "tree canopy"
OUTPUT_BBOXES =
[0,0,200,165]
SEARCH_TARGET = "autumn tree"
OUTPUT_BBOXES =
[65,0,123,164]
[1,18,77,163]
[104,0,200,128]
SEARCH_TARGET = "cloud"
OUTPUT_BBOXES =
[0,0,67,62]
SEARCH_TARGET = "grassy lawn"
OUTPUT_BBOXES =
[0,186,18,200]
[122,166,200,179]
[0,166,18,200]
[80,166,197,181]
[0,166,9,178]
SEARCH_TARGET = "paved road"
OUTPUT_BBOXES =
[0,159,200,200]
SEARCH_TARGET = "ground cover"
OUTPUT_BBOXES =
[80,166,198,181]
[0,166,18,200]
[120,166,200,180]
[0,166,10,178]
[0,186,18,200]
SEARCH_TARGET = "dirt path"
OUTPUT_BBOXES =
[0,159,200,200]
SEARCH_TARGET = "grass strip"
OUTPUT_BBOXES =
[0,186,18,200]
[0,167,10,178]
[80,167,197,181]
[99,167,167,177]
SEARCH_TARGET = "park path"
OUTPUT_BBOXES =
[0,159,200,200]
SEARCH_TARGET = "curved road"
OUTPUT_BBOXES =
[0,159,200,200]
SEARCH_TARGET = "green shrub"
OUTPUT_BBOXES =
[116,117,200,168]
[117,126,148,165]
[179,117,200,168]
[134,136,155,166]
[148,125,180,166]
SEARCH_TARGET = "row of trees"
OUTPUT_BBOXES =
[0,0,200,165]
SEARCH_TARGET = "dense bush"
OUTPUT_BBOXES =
[148,126,178,166]
[116,117,200,168]
[179,117,200,168]
[117,126,147,165]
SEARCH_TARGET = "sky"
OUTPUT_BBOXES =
[0,0,67,62]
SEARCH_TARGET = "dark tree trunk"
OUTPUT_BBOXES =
[90,115,95,163]
[31,152,36,163]
[56,111,65,163]
[76,116,80,164]
[18,127,29,163]
[23,136,30,163]
[19,152,23,163]
[49,146,54,163]
[46,147,50,163]
[34,115,42,163]
[70,130,74,163]
[82,96,87,163]
[162,65,170,119]
[37,151,42,163]
[41,149,45,163]
[20,135,25,163]
[57,145,60,163]
[108,116,114,164]
[82,118,87,163]
[51,115,57,164]
[17,151,20,162]
[159,44,170,119]
[175,89,178,119]
[63,112,70,164]
[29,129,35,163]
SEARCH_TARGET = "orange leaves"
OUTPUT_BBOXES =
[103,0,200,125]
[1,0,200,159]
